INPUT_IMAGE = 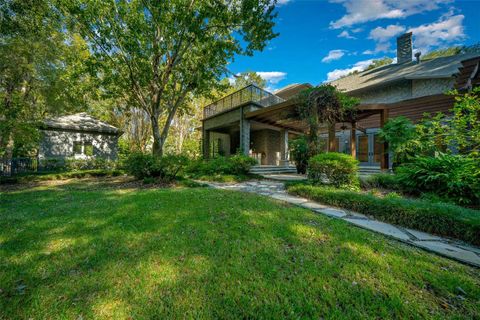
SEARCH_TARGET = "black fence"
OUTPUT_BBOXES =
[0,157,50,177]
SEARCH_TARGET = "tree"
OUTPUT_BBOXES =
[365,57,393,70]
[228,71,267,90]
[296,85,359,156]
[0,0,96,158]
[63,0,278,156]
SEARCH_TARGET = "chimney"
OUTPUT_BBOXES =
[397,32,413,64]
[415,51,422,63]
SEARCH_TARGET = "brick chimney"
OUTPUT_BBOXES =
[397,32,413,64]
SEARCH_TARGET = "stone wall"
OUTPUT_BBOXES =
[251,129,281,165]
[39,129,119,160]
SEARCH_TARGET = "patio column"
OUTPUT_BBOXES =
[350,121,356,159]
[380,109,389,170]
[202,125,211,159]
[240,112,250,156]
[279,129,289,167]
[328,122,336,152]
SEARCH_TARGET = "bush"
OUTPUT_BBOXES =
[396,154,480,205]
[288,184,480,246]
[289,136,309,174]
[360,173,400,190]
[308,152,359,188]
[65,158,118,171]
[187,154,257,177]
[123,152,189,182]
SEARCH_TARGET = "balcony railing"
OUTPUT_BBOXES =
[203,84,285,119]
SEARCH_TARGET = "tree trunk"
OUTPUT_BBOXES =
[151,115,163,157]
[328,122,336,152]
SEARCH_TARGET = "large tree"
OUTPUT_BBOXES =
[0,0,96,158]
[63,0,278,156]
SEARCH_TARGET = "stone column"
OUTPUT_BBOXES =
[350,122,356,159]
[239,108,250,156]
[202,125,210,159]
[279,129,289,167]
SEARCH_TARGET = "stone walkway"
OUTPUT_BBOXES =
[204,179,480,268]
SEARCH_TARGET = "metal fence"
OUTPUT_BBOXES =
[203,84,285,119]
[0,157,39,177]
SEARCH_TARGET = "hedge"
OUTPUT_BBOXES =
[287,184,480,246]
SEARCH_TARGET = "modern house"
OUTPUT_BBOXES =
[39,113,122,160]
[202,33,480,171]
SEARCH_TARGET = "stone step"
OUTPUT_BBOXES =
[250,166,297,174]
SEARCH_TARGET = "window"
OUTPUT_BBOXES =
[73,141,94,156]
[84,143,94,156]
[73,142,83,155]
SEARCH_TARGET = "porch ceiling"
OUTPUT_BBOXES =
[244,99,388,132]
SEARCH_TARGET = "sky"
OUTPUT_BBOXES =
[229,0,480,92]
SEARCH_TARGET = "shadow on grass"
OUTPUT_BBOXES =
[0,181,479,319]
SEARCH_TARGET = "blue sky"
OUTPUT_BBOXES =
[229,0,480,91]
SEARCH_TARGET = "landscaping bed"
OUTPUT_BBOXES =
[287,183,480,246]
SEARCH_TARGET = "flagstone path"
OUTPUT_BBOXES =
[203,179,480,268]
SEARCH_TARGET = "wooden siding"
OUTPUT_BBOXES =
[358,94,455,129]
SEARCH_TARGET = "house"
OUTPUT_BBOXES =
[39,113,122,160]
[201,32,480,171]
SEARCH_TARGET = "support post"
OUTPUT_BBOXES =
[202,124,210,159]
[350,122,356,159]
[239,107,250,156]
[328,122,336,152]
[380,109,389,170]
[279,129,289,167]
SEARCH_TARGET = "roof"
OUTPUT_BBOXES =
[274,83,312,100]
[43,113,121,135]
[329,53,480,93]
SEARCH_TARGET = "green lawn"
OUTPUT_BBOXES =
[1,179,479,319]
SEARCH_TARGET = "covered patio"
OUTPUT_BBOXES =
[244,99,391,170]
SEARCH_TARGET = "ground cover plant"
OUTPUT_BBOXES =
[186,154,258,182]
[287,183,480,246]
[1,178,479,319]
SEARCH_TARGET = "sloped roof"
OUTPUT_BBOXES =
[43,113,121,135]
[274,83,312,100]
[330,53,480,93]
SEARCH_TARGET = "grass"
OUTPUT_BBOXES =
[287,183,480,246]
[0,169,124,184]
[193,173,261,183]
[1,179,479,319]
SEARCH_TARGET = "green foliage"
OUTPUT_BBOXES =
[123,152,188,182]
[360,173,400,190]
[378,116,418,165]
[288,184,480,246]
[188,155,257,177]
[422,43,480,61]
[289,136,309,174]
[65,158,118,171]
[396,154,480,205]
[62,0,277,155]
[308,152,359,188]
[296,85,360,155]
[365,57,394,70]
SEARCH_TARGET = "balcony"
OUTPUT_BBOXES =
[203,84,285,119]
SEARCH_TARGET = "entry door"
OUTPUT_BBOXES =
[356,133,382,166]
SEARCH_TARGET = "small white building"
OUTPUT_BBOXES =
[39,113,122,160]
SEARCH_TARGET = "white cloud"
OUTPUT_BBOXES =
[322,49,347,63]
[276,0,291,5]
[256,71,287,84]
[408,12,465,52]
[369,24,406,42]
[329,0,451,29]
[338,30,356,39]
[364,24,406,54]
[326,59,374,81]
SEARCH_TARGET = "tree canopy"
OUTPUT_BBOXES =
[61,0,278,156]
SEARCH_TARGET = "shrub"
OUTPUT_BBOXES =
[396,154,480,205]
[187,154,256,177]
[228,154,258,175]
[360,173,400,190]
[123,152,188,182]
[289,136,309,174]
[65,158,117,171]
[288,184,480,246]
[308,152,359,188]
